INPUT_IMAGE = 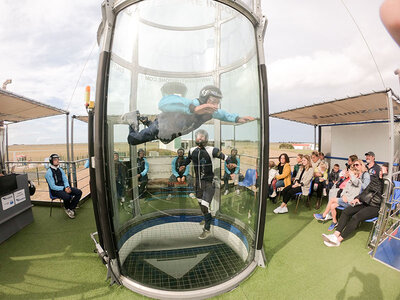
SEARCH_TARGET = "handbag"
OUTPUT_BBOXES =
[358,190,377,205]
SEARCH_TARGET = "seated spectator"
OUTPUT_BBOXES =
[167,148,195,199]
[357,160,370,191]
[328,154,358,200]
[311,151,321,169]
[269,153,291,202]
[136,148,149,198]
[365,151,381,180]
[319,152,329,171]
[114,152,127,204]
[314,166,362,230]
[273,154,314,214]
[322,175,384,247]
[223,148,244,195]
[292,154,303,180]
[311,161,328,209]
[268,161,279,185]
[328,164,341,191]
[45,154,82,219]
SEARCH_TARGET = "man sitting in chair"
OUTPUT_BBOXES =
[223,148,244,195]
[45,154,82,219]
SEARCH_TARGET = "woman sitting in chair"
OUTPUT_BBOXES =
[314,165,362,231]
[269,153,291,202]
[322,175,383,247]
[273,155,313,214]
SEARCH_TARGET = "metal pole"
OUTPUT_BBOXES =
[66,112,71,184]
[314,125,317,151]
[6,123,9,173]
[372,90,396,257]
[71,115,75,162]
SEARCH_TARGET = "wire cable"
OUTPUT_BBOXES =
[66,40,97,111]
[340,0,386,89]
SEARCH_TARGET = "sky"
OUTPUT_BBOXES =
[1,0,399,145]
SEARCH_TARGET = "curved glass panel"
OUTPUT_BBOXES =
[106,0,261,292]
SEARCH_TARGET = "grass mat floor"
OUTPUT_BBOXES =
[0,198,399,299]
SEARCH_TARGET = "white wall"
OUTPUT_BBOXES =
[322,122,390,169]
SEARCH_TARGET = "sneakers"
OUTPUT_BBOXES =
[64,209,75,219]
[121,111,139,130]
[322,233,341,246]
[270,190,277,198]
[198,229,211,239]
[328,222,338,231]
[189,193,196,199]
[167,194,172,200]
[273,206,288,214]
[313,213,325,221]
[224,190,229,196]
[323,240,340,247]
[199,219,205,226]
[235,189,240,195]
[121,197,125,203]
[324,213,333,221]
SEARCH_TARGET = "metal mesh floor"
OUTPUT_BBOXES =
[121,243,246,290]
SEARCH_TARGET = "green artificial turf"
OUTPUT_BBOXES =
[0,198,399,300]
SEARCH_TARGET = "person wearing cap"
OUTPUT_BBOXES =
[365,151,381,180]
[136,149,149,198]
[179,129,229,239]
[223,148,244,195]
[124,82,254,146]
[167,148,195,200]
[45,154,82,219]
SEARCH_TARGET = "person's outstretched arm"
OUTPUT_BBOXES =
[380,0,400,46]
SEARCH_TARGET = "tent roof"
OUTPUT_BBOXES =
[74,115,88,123]
[0,89,68,123]
[270,90,400,126]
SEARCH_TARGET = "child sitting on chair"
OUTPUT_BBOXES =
[268,161,279,196]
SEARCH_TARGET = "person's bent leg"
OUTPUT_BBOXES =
[52,190,73,209]
[127,121,159,145]
[340,205,379,239]
[69,187,82,209]
[335,205,362,235]
[223,173,230,192]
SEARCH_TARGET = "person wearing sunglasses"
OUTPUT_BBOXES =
[314,165,362,231]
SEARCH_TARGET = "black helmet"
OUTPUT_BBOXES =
[198,85,222,104]
[28,180,36,196]
[195,129,209,147]
[177,148,185,156]
[138,148,145,156]
[161,82,188,97]
[49,154,60,165]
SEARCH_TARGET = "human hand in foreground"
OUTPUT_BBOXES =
[237,116,255,123]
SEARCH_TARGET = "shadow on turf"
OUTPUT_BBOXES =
[336,267,383,299]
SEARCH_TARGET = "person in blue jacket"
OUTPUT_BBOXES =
[167,148,195,199]
[45,154,82,219]
[136,148,149,198]
[223,148,244,195]
[124,82,254,146]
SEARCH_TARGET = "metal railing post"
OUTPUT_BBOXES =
[72,161,78,188]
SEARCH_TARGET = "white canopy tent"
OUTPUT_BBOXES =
[0,88,69,174]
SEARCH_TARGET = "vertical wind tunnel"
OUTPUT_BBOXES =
[92,0,268,298]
